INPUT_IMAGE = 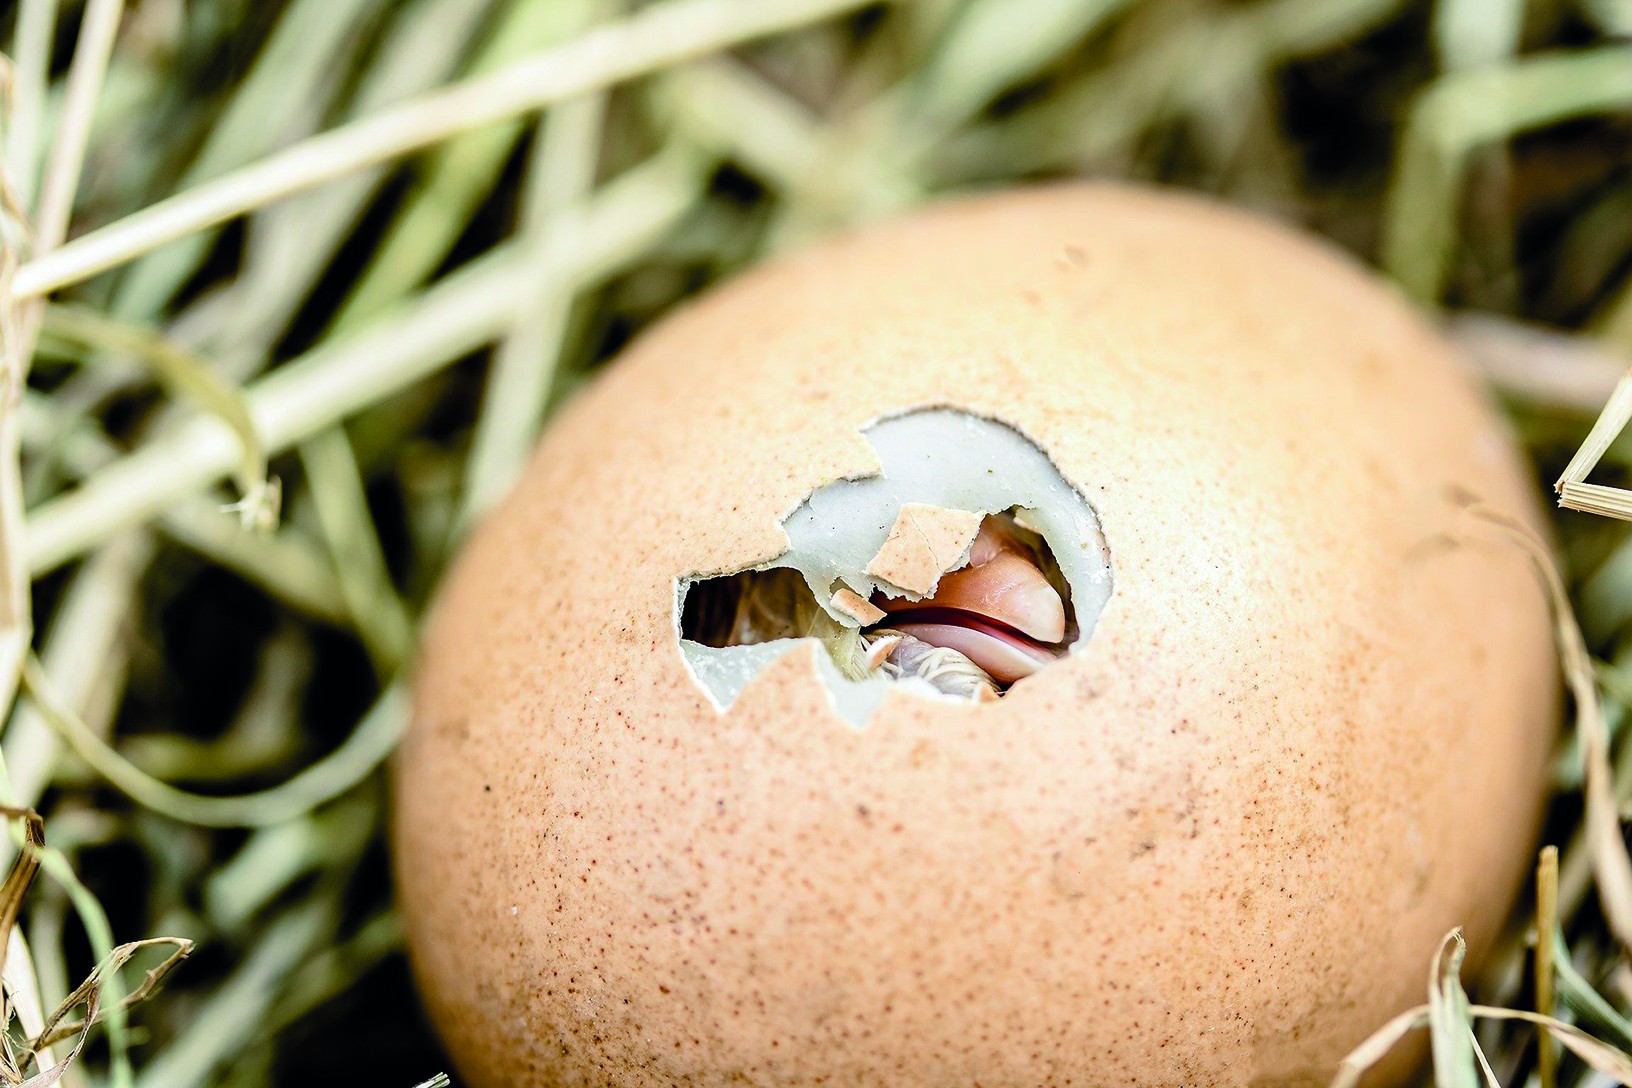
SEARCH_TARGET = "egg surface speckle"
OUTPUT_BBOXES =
[394,185,1558,1088]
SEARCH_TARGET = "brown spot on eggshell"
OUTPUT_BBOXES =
[396,185,1559,1088]
[865,503,984,596]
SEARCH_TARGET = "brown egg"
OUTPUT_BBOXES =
[393,185,1558,1087]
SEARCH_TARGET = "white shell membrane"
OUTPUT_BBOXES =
[677,408,1113,728]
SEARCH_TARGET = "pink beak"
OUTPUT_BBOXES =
[875,519,1068,683]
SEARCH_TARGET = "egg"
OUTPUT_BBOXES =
[393,185,1558,1087]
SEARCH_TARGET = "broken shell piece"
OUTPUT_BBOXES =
[862,633,902,671]
[865,503,984,597]
[874,630,1000,702]
[831,587,886,626]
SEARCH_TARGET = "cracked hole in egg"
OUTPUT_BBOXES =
[674,408,1113,728]
[682,509,1076,702]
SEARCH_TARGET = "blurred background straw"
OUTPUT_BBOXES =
[2,0,1632,1085]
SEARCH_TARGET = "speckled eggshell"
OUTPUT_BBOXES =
[393,185,1559,1088]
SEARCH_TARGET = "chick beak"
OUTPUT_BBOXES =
[874,518,1069,684]
[925,549,1066,643]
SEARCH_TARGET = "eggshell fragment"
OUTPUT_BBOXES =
[395,185,1559,1088]
[865,502,984,596]
[829,586,885,626]
[862,633,901,669]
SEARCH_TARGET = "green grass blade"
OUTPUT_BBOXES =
[1384,47,1632,303]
